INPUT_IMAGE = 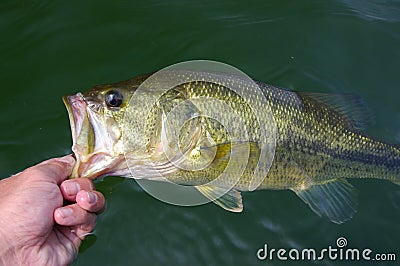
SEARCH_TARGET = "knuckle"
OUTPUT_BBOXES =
[38,161,65,177]
[23,167,44,179]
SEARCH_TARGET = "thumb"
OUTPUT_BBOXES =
[32,155,76,185]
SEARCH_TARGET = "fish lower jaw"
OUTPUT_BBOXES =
[71,152,126,179]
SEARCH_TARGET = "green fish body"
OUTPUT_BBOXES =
[64,70,400,224]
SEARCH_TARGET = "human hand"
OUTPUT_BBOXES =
[0,155,105,266]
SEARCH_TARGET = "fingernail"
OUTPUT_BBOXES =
[64,181,80,196]
[86,191,97,204]
[57,207,73,218]
[57,155,75,166]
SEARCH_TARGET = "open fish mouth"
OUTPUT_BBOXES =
[63,93,126,179]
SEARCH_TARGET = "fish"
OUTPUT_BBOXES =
[63,69,400,224]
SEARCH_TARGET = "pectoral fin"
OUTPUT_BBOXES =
[292,179,358,224]
[195,185,243,212]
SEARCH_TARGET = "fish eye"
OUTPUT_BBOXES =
[105,90,123,108]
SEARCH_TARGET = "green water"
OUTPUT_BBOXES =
[1,1,400,265]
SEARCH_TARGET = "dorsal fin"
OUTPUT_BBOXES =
[297,92,373,130]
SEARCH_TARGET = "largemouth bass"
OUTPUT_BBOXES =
[63,67,400,224]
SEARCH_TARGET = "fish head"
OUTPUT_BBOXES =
[63,82,136,179]
[63,74,205,180]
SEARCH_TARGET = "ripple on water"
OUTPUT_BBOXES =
[339,0,400,23]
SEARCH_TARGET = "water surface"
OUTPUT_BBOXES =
[1,1,400,265]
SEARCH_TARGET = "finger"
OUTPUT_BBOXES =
[60,178,95,202]
[26,155,75,185]
[54,203,96,226]
[70,221,96,240]
[76,190,106,214]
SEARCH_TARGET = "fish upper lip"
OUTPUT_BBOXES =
[63,94,79,144]
[63,93,87,151]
